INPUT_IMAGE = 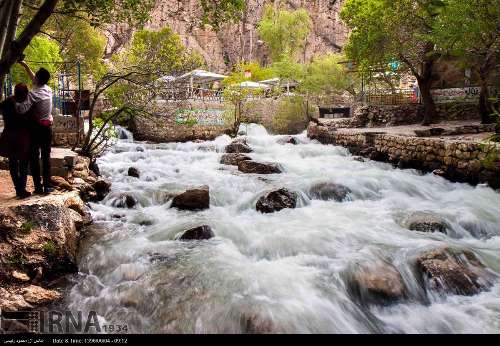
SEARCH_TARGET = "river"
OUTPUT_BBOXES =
[60,124,500,333]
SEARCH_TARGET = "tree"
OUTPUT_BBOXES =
[270,55,305,83]
[300,53,359,97]
[432,0,500,124]
[43,15,108,83]
[11,35,61,85]
[341,0,445,125]
[222,85,264,137]
[0,0,154,98]
[81,27,203,157]
[223,61,275,86]
[257,3,312,63]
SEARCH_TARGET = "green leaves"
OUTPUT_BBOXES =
[257,4,312,63]
[11,35,61,86]
[300,53,359,96]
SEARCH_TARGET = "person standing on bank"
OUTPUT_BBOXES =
[0,83,32,199]
[15,61,54,195]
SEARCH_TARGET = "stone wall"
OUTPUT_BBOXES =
[308,122,500,189]
[325,102,481,129]
[129,100,231,142]
[52,115,84,147]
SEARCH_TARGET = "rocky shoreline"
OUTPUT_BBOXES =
[0,155,111,325]
[307,121,500,189]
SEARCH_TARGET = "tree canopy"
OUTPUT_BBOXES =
[11,35,61,85]
[257,3,312,63]
[341,0,446,124]
[300,53,359,96]
[432,0,500,122]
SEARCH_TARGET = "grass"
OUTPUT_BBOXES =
[42,241,58,257]
[20,220,37,234]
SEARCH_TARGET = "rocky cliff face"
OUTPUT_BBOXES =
[105,0,348,71]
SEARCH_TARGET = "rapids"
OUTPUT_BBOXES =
[62,124,500,333]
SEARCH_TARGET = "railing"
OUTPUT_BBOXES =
[363,89,420,105]
[159,87,224,102]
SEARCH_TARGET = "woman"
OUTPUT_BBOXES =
[0,83,32,199]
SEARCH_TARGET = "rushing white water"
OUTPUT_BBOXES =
[63,124,500,333]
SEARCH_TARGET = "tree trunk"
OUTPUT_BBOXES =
[417,58,437,126]
[0,0,22,99]
[478,71,493,124]
[0,0,59,91]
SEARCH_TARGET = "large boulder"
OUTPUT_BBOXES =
[416,247,497,296]
[225,138,253,153]
[347,262,407,305]
[256,188,297,213]
[309,182,351,202]
[238,160,282,174]
[220,153,252,166]
[171,186,210,211]
[177,225,215,241]
[402,211,448,233]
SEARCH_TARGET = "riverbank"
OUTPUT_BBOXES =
[308,119,500,189]
[0,154,111,330]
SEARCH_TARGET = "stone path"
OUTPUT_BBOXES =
[320,119,494,142]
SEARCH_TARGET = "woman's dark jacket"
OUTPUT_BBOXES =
[0,97,31,161]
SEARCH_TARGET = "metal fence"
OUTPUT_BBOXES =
[363,89,421,105]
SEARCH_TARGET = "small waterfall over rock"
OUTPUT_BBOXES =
[115,125,134,142]
[60,123,500,333]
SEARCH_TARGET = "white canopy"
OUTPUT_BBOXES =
[175,69,228,85]
[236,81,271,89]
[259,78,281,86]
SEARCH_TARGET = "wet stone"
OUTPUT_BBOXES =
[309,182,351,202]
[128,167,140,178]
[402,211,448,233]
[225,138,253,153]
[171,186,210,211]
[220,153,252,166]
[178,225,215,241]
[348,262,408,305]
[256,188,297,213]
[416,247,497,296]
[238,160,282,174]
[111,194,138,209]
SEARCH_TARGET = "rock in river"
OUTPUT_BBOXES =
[402,211,448,233]
[256,188,297,213]
[225,138,253,153]
[309,182,351,202]
[277,136,298,145]
[220,153,251,166]
[238,160,282,174]
[128,167,140,178]
[416,247,497,296]
[178,225,215,241]
[347,262,408,305]
[111,193,138,209]
[171,186,210,211]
